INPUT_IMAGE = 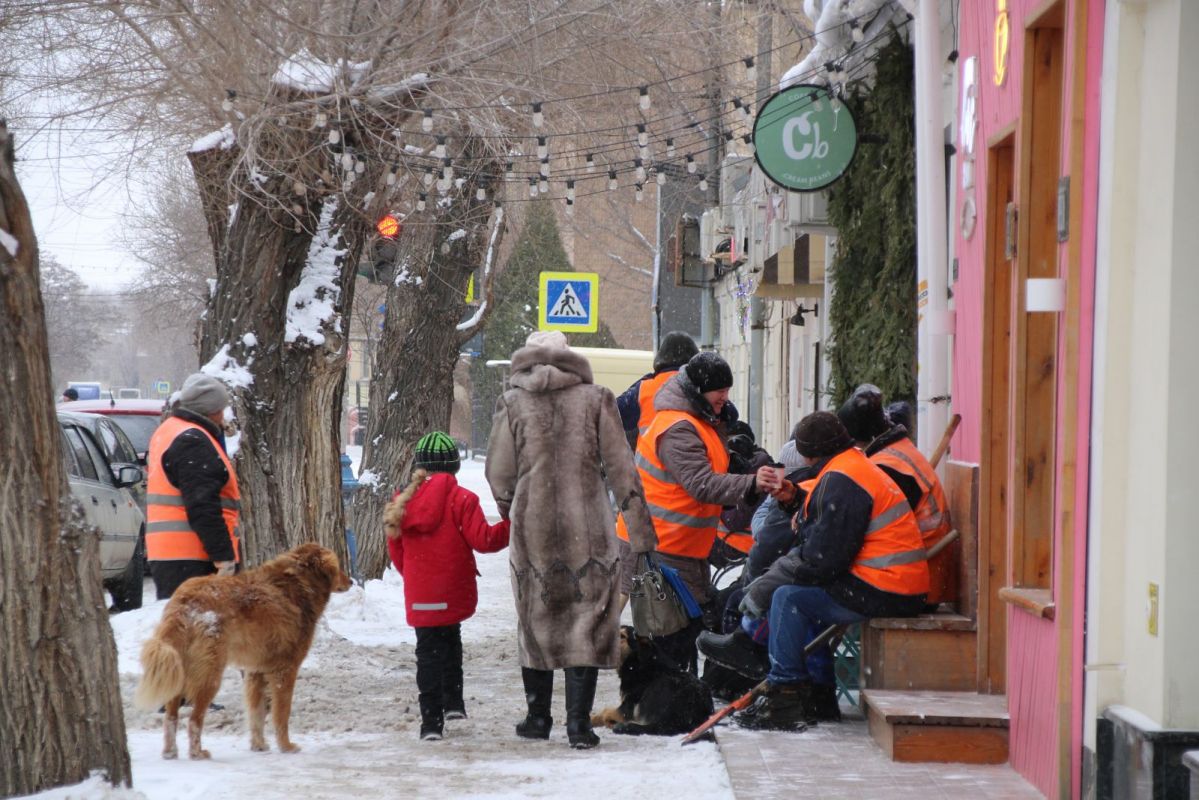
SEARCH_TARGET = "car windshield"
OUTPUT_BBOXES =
[106,414,161,453]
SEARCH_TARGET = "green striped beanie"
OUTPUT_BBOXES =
[414,431,460,474]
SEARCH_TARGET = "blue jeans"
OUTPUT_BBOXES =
[762,585,865,686]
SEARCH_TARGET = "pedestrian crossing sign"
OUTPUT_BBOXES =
[538,271,599,333]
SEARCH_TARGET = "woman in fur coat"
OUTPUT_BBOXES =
[486,330,657,750]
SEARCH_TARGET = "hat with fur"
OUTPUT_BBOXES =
[837,383,890,443]
[178,373,230,416]
[654,331,699,372]
[683,352,733,394]
[793,411,854,459]
[524,330,569,349]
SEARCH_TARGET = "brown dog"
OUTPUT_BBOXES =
[134,543,352,759]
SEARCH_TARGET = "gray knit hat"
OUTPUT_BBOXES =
[178,373,231,416]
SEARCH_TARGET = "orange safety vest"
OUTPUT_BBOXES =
[716,523,754,555]
[635,371,677,438]
[800,448,929,596]
[617,408,729,559]
[145,416,241,563]
[872,437,955,604]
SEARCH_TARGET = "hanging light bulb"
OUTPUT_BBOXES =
[565,198,574,215]
[608,170,618,191]
[586,153,596,172]
[315,110,328,128]
[529,177,538,198]
[341,153,354,172]
[566,179,576,202]
[421,109,433,133]
[423,167,434,187]
[328,129,341,145]
[532,101,543,128]
[540,157,550,177]
[476,185,487,201]
[655,170,665,186]
[698,174,708,192]
[744,56,756,83]
[355,155,366,174]
[538,175,548,194]
[386,163,398,186]
[634,158,646,182]
[293,179,306,196]
[537,135,548,159]
[417,192,427,212]
[850,21,864,43]
[724,130,735,143]
[809,91,823,112]
[505,161,514,180]
[434,135,446,159]
[442,158,453,183]
[639,85,650,111]
[824,61,837,80]
[221,89,236,113]
[635,183,644,202]
[686,153,696,174]
[666,138,675,157]
[637,123,648,147]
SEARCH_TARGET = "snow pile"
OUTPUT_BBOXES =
[1,228,19,258]
[272,49,370,93]
[779,0,908,91]
[189,124,236,154]
[285,201,344,346]
[201,343,254,389]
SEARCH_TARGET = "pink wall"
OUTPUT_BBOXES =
[952,1,1103,797]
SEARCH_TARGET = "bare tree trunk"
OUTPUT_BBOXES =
[353,171,504,578]
[0,121,131,796]
[187,106,381,567]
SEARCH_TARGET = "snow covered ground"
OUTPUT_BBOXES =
[20,458,733,800]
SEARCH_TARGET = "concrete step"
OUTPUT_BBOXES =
[862,689,1009,765]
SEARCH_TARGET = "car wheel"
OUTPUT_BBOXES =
[109,528,145,612]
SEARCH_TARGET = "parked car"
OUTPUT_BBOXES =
[59,398,166,462]
[58,410,146,611]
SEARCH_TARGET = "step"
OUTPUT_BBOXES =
[863,689,1009,765]
[862,613,977,691]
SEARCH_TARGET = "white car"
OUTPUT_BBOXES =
[58,410,146,611]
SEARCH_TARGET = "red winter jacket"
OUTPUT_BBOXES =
[387,472,510,627]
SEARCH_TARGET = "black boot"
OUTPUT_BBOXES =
[696,628,769,680]
[565,667,600,749]
[515,667,553,740]
[735,681,814,731]
[809,682,842,722]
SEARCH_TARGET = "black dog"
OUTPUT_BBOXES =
[592,626,714,736]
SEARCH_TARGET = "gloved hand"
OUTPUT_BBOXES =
[214,560,237,576]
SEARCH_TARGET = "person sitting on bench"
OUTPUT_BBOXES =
[697,411,930,731]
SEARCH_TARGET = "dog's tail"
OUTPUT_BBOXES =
[384,468,427,539]
[133,635,186,710]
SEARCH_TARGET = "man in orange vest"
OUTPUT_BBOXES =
[146,372,240,600]
[615,331,699,448]
[617,352,777,672]
[698,411,929,730]
[839,384,955,606]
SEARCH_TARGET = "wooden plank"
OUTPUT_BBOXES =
[866,698,896,759]
[869,614,975,632]
[998,586,1056,620]
[946,461,980,622]
[863,627,977,691]
[863,690,1009,727]
[892,724,1009,764]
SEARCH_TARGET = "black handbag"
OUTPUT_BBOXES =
[629,553,690,637]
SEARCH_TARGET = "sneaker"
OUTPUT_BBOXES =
[735,682,813,731]
[697,629,769,681]
[444,708,468,721]
[419,724,443,741]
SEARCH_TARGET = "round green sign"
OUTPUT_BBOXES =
[753,85,857,192]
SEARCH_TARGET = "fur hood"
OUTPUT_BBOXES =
[508,345,593,393]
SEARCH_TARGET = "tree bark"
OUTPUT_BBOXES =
[353,171,504,579]
[0,121,131,795]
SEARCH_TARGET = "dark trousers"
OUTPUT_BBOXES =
[415,624,464,721]
[766,585,866,686]
[653,616,705,675]
[150,560,215,600]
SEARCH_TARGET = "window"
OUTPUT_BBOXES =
[98,418,138,465]
[63,427,98,482]
[78,428,115,486]
[59,429,82,478]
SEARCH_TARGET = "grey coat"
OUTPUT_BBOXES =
[486,344,656,670]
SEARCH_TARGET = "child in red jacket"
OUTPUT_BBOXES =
[383,431,509,741]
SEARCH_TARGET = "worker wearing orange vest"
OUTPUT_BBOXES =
[146,373,240,600]
[617,352,777,672]
[615,331,699,448]
[698,411,929,730]
[838,384,956,606]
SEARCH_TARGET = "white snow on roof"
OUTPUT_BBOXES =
[272,49,371,93]
[285,200,345,346]
[189,123,236,153]
[201,343,254,389]
[0,228,18,258]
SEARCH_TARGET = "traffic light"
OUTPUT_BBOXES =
[359,213,403,283]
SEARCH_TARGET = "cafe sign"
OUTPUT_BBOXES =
[753,85,858,193]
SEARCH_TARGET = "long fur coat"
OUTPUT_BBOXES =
[486,344,657,670]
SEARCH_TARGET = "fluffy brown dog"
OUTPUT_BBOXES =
[134,543,352,759]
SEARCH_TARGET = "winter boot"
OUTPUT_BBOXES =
[564,667,600,749]
[809,683,842,722]
[696,628,769,680]
[515,667,553,740]
[419,707,444,741]
[735,682,813,731]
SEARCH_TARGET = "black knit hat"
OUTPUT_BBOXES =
[654,331,700,372]
[683,352,733,394]
[886,400,914,436]
[793,411,854,459]
[414,431,460,474]
[837,384,890,443]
